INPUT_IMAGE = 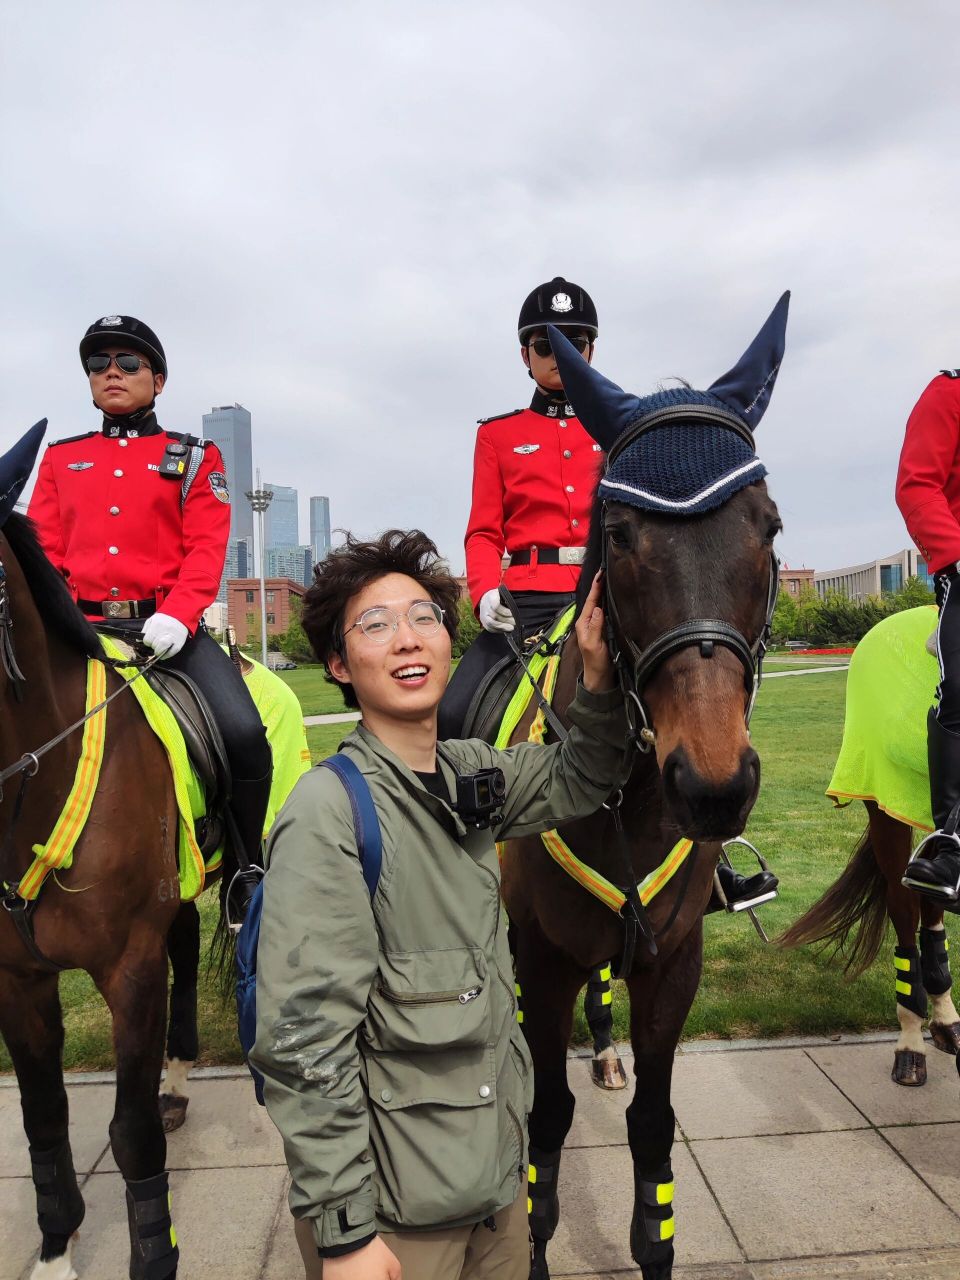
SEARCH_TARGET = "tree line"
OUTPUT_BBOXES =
[771,576,934,648]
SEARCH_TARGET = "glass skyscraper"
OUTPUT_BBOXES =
[310,495,331,565]
[264,483,299,550]
[202,404,254,602]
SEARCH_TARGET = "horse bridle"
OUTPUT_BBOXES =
[598,405,781,754]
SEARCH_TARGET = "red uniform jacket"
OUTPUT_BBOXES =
[896,373,960,575]
[28,417,230,633]
[465,391,602,606]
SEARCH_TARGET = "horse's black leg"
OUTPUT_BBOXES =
[160,902,200,1133]
[95,933,179,1280]
[584,963,627,1090]
[515,921,584,1280]
[625,926,704,1280]
[0,967,85,1277]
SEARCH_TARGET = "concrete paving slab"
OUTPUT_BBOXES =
[807,1042,960,1127]
[98,1077,285,1173]
[52,1164,289,1280]
[549,1141,742,1275]
[0,1176,44,1280]
[692,1129,960,1260]
[0,1083,112,1177]
[672,1049,867,1140]
[673,1247,960,1278]
[881,1122,960,1215]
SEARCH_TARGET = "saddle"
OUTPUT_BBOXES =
[97,629,232,857]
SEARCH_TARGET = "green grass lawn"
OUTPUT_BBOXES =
[276,664,348,716]
[4,669,944,1073]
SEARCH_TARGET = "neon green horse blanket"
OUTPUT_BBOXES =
[827,605,939,831]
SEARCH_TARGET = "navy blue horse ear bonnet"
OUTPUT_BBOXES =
[0,420,47,527]
[549,291,789,516]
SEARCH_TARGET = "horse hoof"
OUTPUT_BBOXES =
[929,1020,960,1055]
[159,1093,189,1132]
[591,1053,628,1090]
[30,1234,79,1280]
[892,1049,927,1086]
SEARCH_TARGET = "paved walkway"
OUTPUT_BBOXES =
[3,1034,960,1279]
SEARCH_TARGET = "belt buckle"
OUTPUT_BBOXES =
[559,547,585,566]
[103,600,133,619]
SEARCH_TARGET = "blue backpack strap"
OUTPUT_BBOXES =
[319,753,382,899]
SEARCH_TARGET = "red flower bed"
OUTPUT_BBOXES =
[785,647,855,656]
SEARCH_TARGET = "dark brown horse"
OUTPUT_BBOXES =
[0,427,226,1279]
[499,300,788,1280]
[781,606,960,1087]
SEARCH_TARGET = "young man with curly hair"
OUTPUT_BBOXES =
[251,528,629,1280]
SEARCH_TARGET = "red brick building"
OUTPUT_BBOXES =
[781,565,814,598]
[227,578,305,647]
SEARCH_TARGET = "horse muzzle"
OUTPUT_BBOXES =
[661,743,760,840]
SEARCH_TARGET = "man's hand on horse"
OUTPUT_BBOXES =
[576,572,615,694]
[323,1236,402,1280]
[141,612,189,660]
[479,587,515,633]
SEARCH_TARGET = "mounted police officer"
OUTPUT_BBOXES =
[898,368,960,907]
[28,315,272,885]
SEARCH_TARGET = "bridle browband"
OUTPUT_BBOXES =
[599,405,780,753]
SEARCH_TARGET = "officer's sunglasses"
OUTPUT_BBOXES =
[85,353,151,375]
[529,335,591,358]
[342,601,445,644]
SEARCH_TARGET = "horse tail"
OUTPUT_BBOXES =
[777,822,889,978]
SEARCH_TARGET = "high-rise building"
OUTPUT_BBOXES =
[202,405,253,544]
[310,496,331,565]
[265,544,312,587]
[218,536,252,604]
[264,483,298,550]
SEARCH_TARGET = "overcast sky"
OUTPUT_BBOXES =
[2,1,959,575]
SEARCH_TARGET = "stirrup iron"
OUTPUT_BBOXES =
[717,837,776,942]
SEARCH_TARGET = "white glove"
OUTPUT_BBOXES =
[479,588,515,633]
[141,612,190,659]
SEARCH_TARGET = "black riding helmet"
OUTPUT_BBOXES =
[79,315,167,379]
[518,277,598,344]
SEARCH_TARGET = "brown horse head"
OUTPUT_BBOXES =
[553,293,790,842]
[601,483,780,839]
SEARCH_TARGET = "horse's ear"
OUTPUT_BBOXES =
[0,420,47,527]
[547,325,641,451]
[708,291,790,429]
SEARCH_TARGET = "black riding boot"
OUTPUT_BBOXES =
[224,767,272,922]
[705,861,779,914]
[903,709,960,908]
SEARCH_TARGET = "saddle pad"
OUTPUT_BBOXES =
[827,605,938,831]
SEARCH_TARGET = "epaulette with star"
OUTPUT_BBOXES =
[477,409,523,425]
[49,430,97,447]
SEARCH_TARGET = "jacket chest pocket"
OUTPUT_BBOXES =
[364,946,491,1054]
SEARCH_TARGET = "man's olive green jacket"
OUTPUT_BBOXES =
[251,680,628,1253]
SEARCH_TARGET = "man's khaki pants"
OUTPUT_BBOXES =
[294,1182,529,1279]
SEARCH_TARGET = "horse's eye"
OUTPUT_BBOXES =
[765,521,783,545]
[608,526,630,549]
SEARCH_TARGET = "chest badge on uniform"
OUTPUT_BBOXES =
[513,444,540,455]
[67,461,94,471]
[209,471,230,502]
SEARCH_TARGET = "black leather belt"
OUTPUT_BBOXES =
[509,546,586,566]
[77,596,157,620]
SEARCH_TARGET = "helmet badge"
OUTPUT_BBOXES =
[99,315,123,326]
[550,292,573,313]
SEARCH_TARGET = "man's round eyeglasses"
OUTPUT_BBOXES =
[343,601,445,644]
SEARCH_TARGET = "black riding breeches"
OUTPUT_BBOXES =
[438,591,575,741]
[934,571,960,732]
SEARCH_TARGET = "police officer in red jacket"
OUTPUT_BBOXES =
[898,369,960,906]
[28,315,272,884]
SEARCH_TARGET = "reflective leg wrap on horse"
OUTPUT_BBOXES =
[527,1145,562,1243]
[920,927,952,996]
[125,1171,179,1280]
[584,964,614,1053]
[895,945,928,1019]
[630,1163,676,1273]
[30,1140,85,1257]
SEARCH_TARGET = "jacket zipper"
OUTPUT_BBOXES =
[378,984,482,1007]
[505,1100,524,1162]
